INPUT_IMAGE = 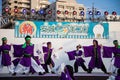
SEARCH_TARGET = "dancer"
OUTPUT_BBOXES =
[111,40,120,73]
[65,45,88,73]
[12,35,45,75]
[60,65,75,80]
[42,42,62,73]
[0,37,14,74]
[103,40,120,74]
[83,40,108,74]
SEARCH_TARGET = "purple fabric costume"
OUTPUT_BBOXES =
[67,50,85,66]
[13,45,23,57]
[83,45,104,69]
[12,58,21,66]
[0,46,1,54]
[13,44,43,73]
[42,46,54,66]
[113,47,120,68]
[60,69,72,80]
[19,45,34,67]
[29,56,41,73]
[103,46,120,68]
[103,46,113,58]
[115,75,120,80]
[13,44,34,67]
[0,44,11,66]
[41,46,55,72]
[12,45,23,66]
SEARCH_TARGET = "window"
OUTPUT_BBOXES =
[9,8,11,10]
[14,1,17,3]
[66,6,74,10]
[71,7,74,10]
[8,3,11,5]
[79,7,84,10]
[58,5,64,9]
[14,6,17,8]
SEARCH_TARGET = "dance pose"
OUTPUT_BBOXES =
[111,40,120,73]
[42,42,62,73]
[66,45,88,73]
[0,37,14,74]
[103,40,120,74]
[83,40,108,74]
[12,35,45,75]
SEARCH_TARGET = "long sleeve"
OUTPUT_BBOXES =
[103,46,113,58]
[13,44,23,57]
[67,50,76,60]
[83,46,93,57]
[42,46,48,53]
[8,45,11,50]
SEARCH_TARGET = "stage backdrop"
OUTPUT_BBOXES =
[0,22,120,73]
[15,20,109,39]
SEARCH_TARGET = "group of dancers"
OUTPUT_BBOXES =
[0,35,120,80]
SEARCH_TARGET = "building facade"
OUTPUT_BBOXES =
[31,0,50,20]
[2,0,85,22]
[31,0,50,10]
[2,0,50,20]
[46,0,86,22]
[105,14,120,21]
[2,0,31,17]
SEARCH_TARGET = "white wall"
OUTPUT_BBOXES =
[0,22,120,73]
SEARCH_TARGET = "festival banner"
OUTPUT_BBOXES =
[15,20,109,39]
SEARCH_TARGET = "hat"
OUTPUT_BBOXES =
[2,37,7,41]
[25,35,31,41]
[113,40,118,44]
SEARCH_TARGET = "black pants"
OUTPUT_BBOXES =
[74,62,88,73]
[43,64,49,73]
[44,58,54,73]
[88,63,107,73]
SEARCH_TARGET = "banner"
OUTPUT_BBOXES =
[15,20,109,39]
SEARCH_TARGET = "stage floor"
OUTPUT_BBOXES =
[0,72,111,80]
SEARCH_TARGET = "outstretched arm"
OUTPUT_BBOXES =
[102,46,113,58]
[65,50,76,60]
[82,45,93,57]
[53,47,63,52]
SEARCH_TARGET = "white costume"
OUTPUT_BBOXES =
[14,44,45,74]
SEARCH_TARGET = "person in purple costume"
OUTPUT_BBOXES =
[0,37,14,74]
[12,35,45,75]
[66,45,88,73]
[83,40,108,74]
[60,65,75,80]
[42,42,55,73]
[103,40,120,74]
[112,40,120,69]
[12,44,45,74]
